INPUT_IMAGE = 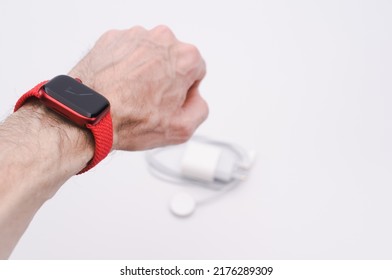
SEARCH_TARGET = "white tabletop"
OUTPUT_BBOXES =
[2,0,391,259]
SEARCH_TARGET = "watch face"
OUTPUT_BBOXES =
[43,75,109,118]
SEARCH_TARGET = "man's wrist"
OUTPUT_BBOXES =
[1,100,94,199]
[0,100,95,259]
[23,100,95,172]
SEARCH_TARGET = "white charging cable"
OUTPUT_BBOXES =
[145,135,256,217]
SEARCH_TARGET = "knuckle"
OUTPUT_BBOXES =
[178,43,203,67]
[150,25,177,43]
[151,24,173,35]
[201,99,209,121]
[172,121,194,143]
[184,44,201,59]
[99,29,120,42]
[127,25,147,36]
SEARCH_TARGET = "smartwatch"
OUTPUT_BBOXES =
[14,75,113,174]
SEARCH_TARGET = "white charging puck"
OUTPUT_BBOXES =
[169,193,196,217]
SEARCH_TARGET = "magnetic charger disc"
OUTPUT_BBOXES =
[169,193,196,217]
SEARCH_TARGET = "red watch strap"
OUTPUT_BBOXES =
[14,81,48,111]
[81,112,113,174]
[14,81,113,175]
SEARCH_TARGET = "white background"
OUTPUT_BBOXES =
[0,0,391,259]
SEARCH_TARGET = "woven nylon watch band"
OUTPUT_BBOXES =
[14,80,113,174]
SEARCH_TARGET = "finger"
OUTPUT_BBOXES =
[174,43,207,88]
[180,85,209,128]
[169,86,208,144]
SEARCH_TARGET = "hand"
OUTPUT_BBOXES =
[69,25,208,151]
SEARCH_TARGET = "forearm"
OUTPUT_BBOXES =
[0,101,93,259]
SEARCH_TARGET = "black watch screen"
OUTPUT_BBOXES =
[43,75,110,118]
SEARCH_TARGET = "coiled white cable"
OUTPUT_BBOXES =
[145,135,255,216]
